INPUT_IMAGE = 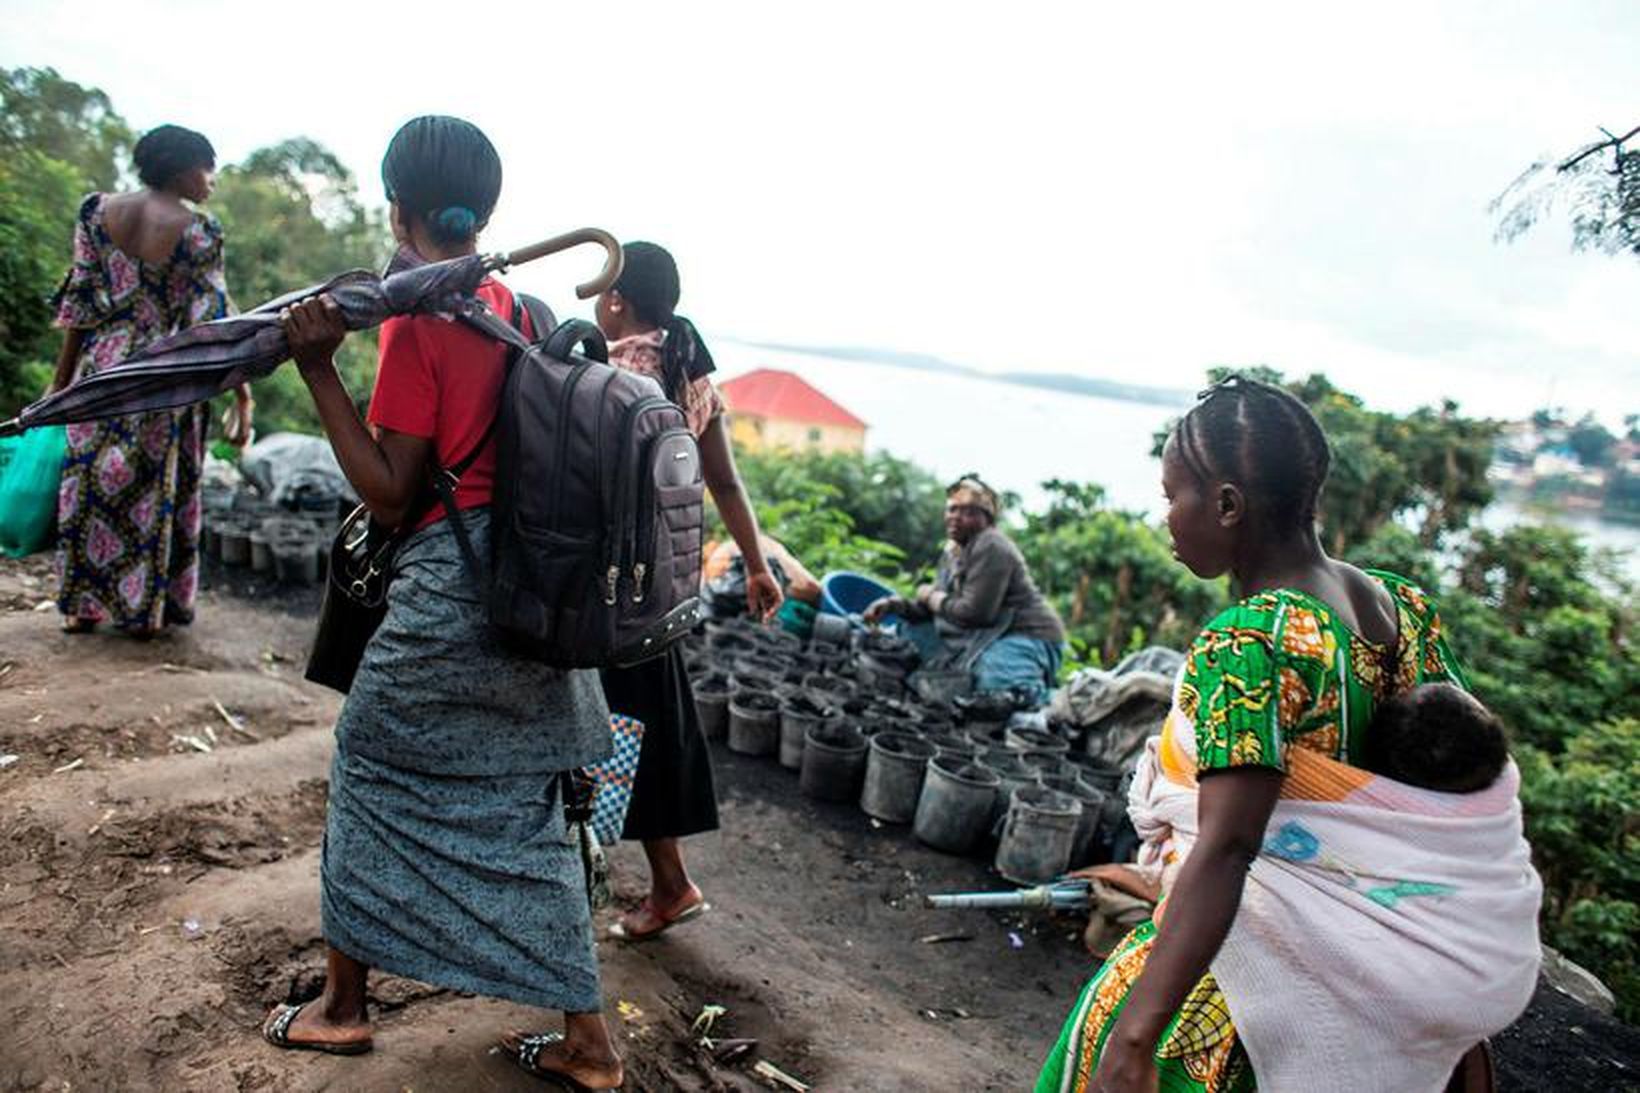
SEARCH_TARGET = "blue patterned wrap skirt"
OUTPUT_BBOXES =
[320,508,612,1012]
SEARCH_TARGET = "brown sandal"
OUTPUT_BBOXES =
[607,893,710,942]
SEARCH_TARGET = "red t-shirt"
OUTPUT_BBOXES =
[367,277,531,531]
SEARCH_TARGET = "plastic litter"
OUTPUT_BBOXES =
[239,432,352,509]
[691,1003,728,1037]
[0,425,65,558]
[751,1060,811,1091]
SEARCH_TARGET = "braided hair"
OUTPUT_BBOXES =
[1173,374,1331,530]
[613,241,715,405]
[381,116,502,246]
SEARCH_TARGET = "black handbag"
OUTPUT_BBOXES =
[304,505,402,693]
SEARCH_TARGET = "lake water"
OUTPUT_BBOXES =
[715,342,1179,516]
[714,341,1639,580]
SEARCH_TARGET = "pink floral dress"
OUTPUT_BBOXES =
[50,193,229,631]
[606,329,723,440]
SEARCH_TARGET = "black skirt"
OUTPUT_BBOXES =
[599,647,720,841]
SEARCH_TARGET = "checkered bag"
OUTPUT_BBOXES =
[586,715,645,846]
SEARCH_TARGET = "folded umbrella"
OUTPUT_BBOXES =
[0,228,621,437]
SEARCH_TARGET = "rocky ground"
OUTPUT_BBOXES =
[1,554,1636,1091]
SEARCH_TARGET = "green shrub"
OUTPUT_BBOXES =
[1515,719,1640,1020]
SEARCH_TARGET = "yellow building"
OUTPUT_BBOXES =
[718,368,867,455]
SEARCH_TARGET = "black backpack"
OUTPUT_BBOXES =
[444,297,706,668]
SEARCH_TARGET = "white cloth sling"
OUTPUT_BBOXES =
[1130,713,1543,1093]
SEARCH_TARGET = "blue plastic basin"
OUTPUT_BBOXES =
[820,571,897,619]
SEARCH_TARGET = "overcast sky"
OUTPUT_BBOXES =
[7,0,1638,423]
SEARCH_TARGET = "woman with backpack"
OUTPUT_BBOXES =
[595,241,784,941]
[269,116,623,1090]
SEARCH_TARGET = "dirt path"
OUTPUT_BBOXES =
[0,558,1090,1092]
[2,555,1636,1092]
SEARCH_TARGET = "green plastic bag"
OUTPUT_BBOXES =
[0,426,66,558]
[776,597,817,639]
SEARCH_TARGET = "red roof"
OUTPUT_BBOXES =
[718,369,867,430]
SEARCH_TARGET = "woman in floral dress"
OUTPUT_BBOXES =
[48,124,251,637]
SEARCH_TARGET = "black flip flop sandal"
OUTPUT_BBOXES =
[512,1032,622,1090]
[262,1002,373,1056]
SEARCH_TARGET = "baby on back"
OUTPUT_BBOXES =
[1362,682,1508,793]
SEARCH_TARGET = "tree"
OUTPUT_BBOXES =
[0,66,133,192]
[732,447,947,568]
[1014,479,1226,666]
[1567,414,1617,468]
[1606,467,1640,521]
[212,138,389,307]
[0,70,391,435]
[710,448,908,586]
[1152,369,1498,554]
[1400,401,1501,545]
[1493,123,1640,259]
[1514,718,1640,1021]
[1445,523,1636,753]
[210,138,392,436]
[0,149,81,414]
[0,67,133,417]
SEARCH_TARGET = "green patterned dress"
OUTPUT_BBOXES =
[1035,571,1464,1093]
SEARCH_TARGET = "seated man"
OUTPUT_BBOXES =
[863,475,1065,705]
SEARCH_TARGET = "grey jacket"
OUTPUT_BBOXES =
[905,526,1065,643]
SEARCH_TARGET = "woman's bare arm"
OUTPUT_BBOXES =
[50,329,87,394]
[1091,767,1282,1091]
[283,296,430,527]
[698,415,782,620]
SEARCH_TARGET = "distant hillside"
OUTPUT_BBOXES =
[741,341,1192,409]
[1002,371,1192,408]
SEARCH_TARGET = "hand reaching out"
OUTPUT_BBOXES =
[746,569,784,622]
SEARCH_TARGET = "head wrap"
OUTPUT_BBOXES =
[947,476,999,519]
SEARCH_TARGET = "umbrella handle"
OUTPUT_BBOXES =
[491,228,624,300]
